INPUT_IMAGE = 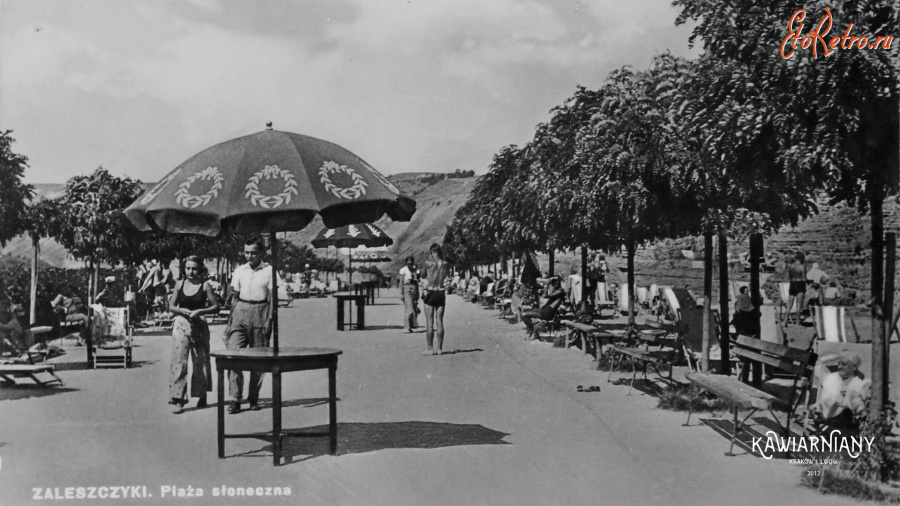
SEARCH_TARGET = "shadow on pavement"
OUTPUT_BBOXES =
[184,397,336,413]
[365,325,404,331]
[50,360,158,371]
[439,348,483,356]
[231,421,511,464]
[0,385,79,401]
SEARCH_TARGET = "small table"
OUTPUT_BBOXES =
[334,294,366,331]
[353,283,376,305]
[211,347,342,466]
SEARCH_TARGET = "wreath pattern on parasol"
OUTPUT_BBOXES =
[359,159,400,195]
[318,161,368,200]
[244,165,300,209]
[174,166,225,208]
[141,168,182,205]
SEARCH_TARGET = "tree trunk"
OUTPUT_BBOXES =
[718,231,730,375]
[30,237,39,325]
[702,231,713,373]
[548,249,555,277]
[627,239,636,327]
[871,196,886,422]
[884,233,895,397]
[750,233,763,387]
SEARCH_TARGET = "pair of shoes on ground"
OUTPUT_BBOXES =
[576,385,600,392]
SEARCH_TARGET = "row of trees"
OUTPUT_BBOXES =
[444,0,897,422]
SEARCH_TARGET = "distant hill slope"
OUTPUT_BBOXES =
[285,174,475,274]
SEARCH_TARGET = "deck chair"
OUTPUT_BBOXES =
[811,306,848,345]
[660,286,682,322]
[732,280,772,305]
[481,282,496,307]
[618,284,638,315]
[649,284,661,303]
[799,354,870,437]
[636,286,649,307]
[88,305,133,369]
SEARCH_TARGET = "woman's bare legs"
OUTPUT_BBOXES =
[424,304,446,354]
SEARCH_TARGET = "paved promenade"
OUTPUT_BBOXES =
[0,289,858,505]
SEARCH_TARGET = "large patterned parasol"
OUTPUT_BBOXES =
[311,223,393,284]
[124,125,415,236]
[123,124,415,350]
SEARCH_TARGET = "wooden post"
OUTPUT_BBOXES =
[627,239,636,327]
[882,233,895,407]
[750,233,763,387]
[702,232,713,373]
[871,201,885,423]
[30,238,39,324]
[718,231,731,375]
[270,229,279,353]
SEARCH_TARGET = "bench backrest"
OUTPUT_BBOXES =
[731,335,816,381]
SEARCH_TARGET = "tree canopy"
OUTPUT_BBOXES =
[0,131,34,247]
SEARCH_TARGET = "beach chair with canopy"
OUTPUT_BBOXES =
[87,305,133,369]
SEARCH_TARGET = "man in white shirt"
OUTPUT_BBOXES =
[226,236,277,414]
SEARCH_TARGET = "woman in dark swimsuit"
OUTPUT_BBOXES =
[168,256,220,414]
[521,276,565,340]
[786,251,807,326]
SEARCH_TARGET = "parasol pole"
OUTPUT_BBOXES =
[270,228,279,353]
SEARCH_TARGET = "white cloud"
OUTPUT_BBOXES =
[1,0,699,183]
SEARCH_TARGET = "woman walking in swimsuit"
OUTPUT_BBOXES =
[168,256,220,413]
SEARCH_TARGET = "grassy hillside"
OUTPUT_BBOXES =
[285,174,475,274]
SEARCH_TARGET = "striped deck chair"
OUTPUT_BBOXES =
[811,306,848,344]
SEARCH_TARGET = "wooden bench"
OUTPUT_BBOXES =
[561,320,615,357]
[0,363,63,387]
[607,323,682,395]
[684,335,816,456]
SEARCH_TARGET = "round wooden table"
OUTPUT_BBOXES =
[210,347,343,466]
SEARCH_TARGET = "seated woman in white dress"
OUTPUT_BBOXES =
[814,351,871,426]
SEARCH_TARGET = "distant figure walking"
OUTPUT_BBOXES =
[168,256,219,414]
[421,244,450,355]
[398,256,420,333]
[786,251,807,325]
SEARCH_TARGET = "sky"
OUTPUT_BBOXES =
[1,0,700,185]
